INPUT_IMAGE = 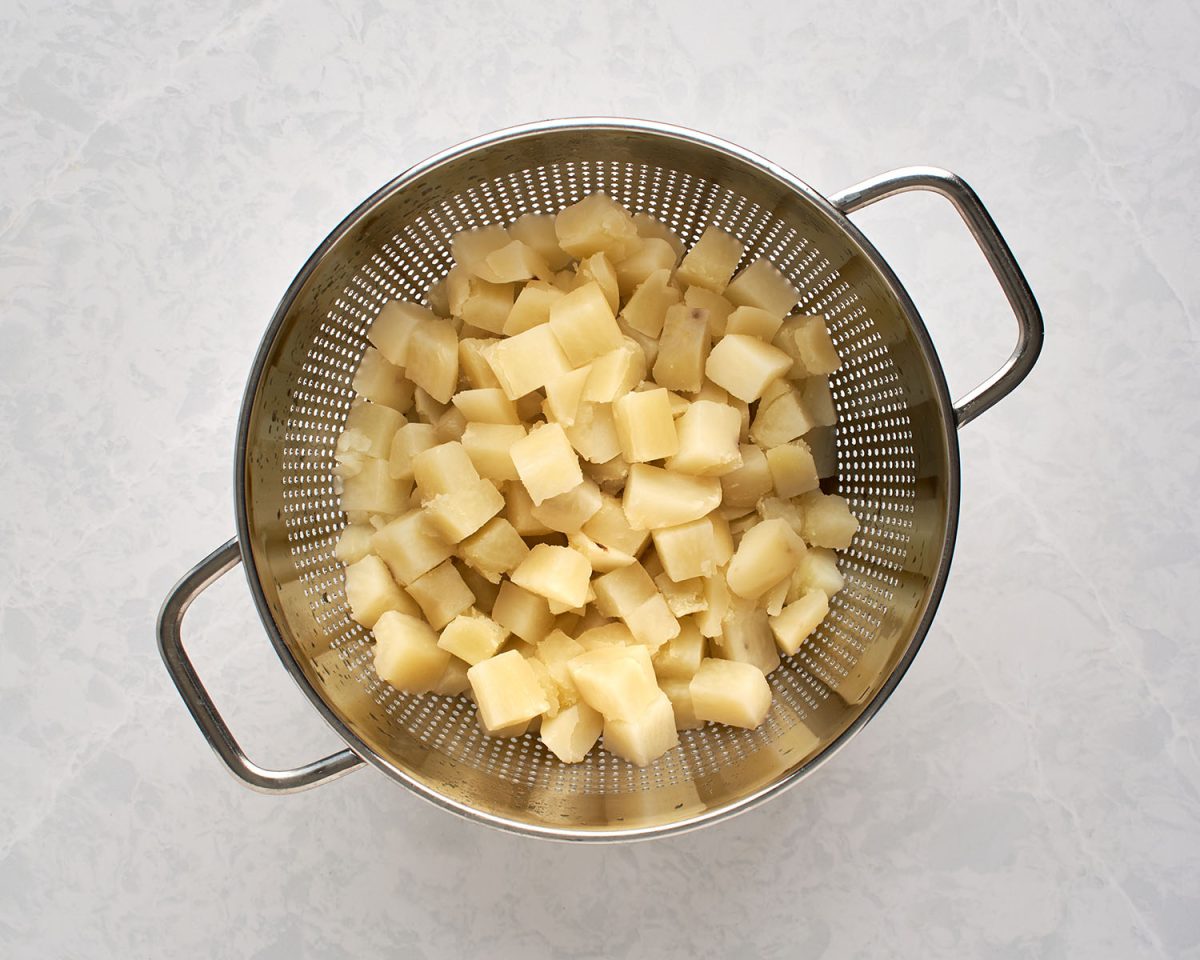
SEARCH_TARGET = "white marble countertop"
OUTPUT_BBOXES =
[3,1,1198,956]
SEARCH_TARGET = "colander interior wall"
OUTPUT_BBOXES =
[238,123,956,835]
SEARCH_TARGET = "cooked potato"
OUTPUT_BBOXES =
[555,192,640,260]
[798,491,859,548]
[725,305,784,341]
[765,440,820,498]
[510,212,573,270]
[368,300,434,366]
[690,658,772,728]
[404,319,459,404]
[511,544,593,609]
[568,645,659,721]
[484,323,573,399]
[603,691,678,766]
[574,252,620,314]
[544,365,592,427]
[352,347,415,412]
[511,422,584,505]
[423,479,505,543]
[406,560,476,629]
[666,400,742,476]
[683,285,734,338]
[651,618,706,680]
[530,478,602,533]
[620,267,680,338]
[460,422,526,482]
[540,702,604,763]
[468,650,550,732]
[563,401,623,464]
[705,334,793,402]
[676,225,743,293]
[459,516,531,583]
[372,509,453,585]
[614,238,677,299]
[345,554,420,627]
[373,611,452,693]
[549,281,624,366]
[583,338,646,403]
[724,257,799,317]
[769,588,829,655]
[613,388,679,463]
[491,580,556,642]
[726,518,806,599]
[622,463,722,530]
[437,611,509,665]
[651,516,721,582]
[719,444,774,508]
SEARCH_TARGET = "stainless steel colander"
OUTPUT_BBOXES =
[158,118,1042,841]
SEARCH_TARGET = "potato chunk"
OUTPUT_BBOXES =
[765,440,820,498]
[450,225,511,279]
[451,387,520,425]
[690,658,772,728]
[724,257,799,317]
[510,212,573,270]
[715,597,781,675]
[666,400,743,476]
[622,464,722,530]
[483,240,552,283]
[412,441,478,499]
[613,388,679,463]
[468,650,550,732]
[530,478,602,533]
[603,691,679,767]
[790,315,842,375]
[423,480,505,543]
[368,300,434,366]
[651,618,706,680]
[750,381,816,447]
[437,611,508,664]
[540,702,604,763]
[592,561,657,618]
[568,645,659,721]
[620,267,680,338]
[388,423,437,481]
[511,422,584,505]
[574,252,620,314]
[798,491,860,548]
[340,458,411,515]
[549,281,624,366]
[373,611,452,693]
[458,337,502,389]
[769,588,830,655]
[345,554,419,627]
[406,560,476,629]
[720,444,774,508]
[372,509,454,585]
[705,335,793,402]
[458,516,530,583]
[352,348,414,412]
[335,523,375,565]
[404,318,459,404]
[583,338,646,403]
[491,581,556,642]
[460,422,526,482]
[484,324,573,399]
[726,518,807,599]
[554,192,640,260]
[614,238,677,299]
[502,280,564,336]
[725,305,784,341]
[653,305,710,393]
[564,401,622,464]
[792,546,846,599]
[676,225,744,293]
[544,366,592,427]
[344,401,406,458]
[684,286,735,338]
[654,573,707,618]
[651,516,721,582]
[511,543,593,609]
[632,212,686,259]
[659,677,703,730]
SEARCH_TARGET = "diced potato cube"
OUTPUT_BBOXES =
[750,382,815,447]
[484,324,573,399]
[705,335,793,402]
[423,479,505,542]
[460,422,526,482]
[632,211,686,259]
[756,496,806,537]
[511,544,593,609]
[582,493,648,556]
[791,546,845,600]
[505,481,554,536]
[468,649,550,731]
[798,492,859,548]
[799,376,838,427]
[726,518,807,599]
[715,597,781,674]
[617,316,660,368]
[653,305,710,393]
[765,441,820,498]
[790,315,842,375]
[483,240,552,283]
[388,423,438,481]
[373,611,451,693]
[413,441,479,499]
[540,702,603,763]
[503,280,565,336]
[372,509,454,585]
[344,554,419,628]
[451,225,511,279]
[725,305,784,341]
[564,402,622,464]
[567,645,659,721]
[544,365,592,427]
[511,422,583,505]
[614,238,677,299]
[459,337,502,389]
[404,319,459,404]
[684,286,735,338]
[720,444,774,508]
[549,281,623,367]
[459,564,501,615]
[333,429,371,479]
[695,573,731,638]
[603,691,678,766]
[491,580,556,642]
[344,402,406,458]
[676,225,744,293]
[536,629,585,694]
[620,268,680,339]
[770,589,830,655]
[666,400,743,476]
[568,531,637,573]
[432,656,471,696]
[574,252,620,313]
[352,348,414,412]
[368,300,433,366]
[530,478,602,533]
[583,339,646,403]
[690,658,772,728]
[654,573,707,618]
[651,516,720,581]
[582,454,630,495]
[555,192,640,260]
[341,458,411,515]
[724,257,799,317]
[613,388,679,463]
[411,387,448,424]
[406,560,476,629]
[659,677,703,730]
[433,406,467,443]
[335,523,375,565]
[437,611,508,664]
[477,713,530,738]
[623,594,680,650]
[451,388,520,425]
[510,212,573,270]
[576,621,635,650]
[458,277,516,334]
[652,619,707,679]
[622,464,722,530]
[591,561,657,618]
[458,516,530,583]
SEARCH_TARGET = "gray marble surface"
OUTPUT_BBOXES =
[2,0,1198,957]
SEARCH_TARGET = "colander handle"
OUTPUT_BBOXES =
[157,538,365,793]
[829,167,1043,428]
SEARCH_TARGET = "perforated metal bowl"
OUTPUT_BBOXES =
[158,119,1042,841]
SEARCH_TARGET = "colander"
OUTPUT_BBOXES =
[157,118,1042,841]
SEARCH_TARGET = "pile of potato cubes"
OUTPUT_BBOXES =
[332,191,858,768]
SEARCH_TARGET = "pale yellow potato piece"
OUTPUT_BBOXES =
[510,212,573,271]
[617,315,660,368]
[614,237,677,300]
[437,611,509,665]
[526,655,563,718]
[720,444,774,508]
[549,281,623,367]
[567,645,659,721]
[530,478,602,533]
[798,491,859,548]
[451,387,520,425]
[603,691,678,766]
[690,379,730,405]
[613,388,679,463]
[725,305,785,341]
[770,588,829,655]
[659,677,703,730]
[372,509,454,585]
[344,401,406,458]
[432,655,471,696]
[632,211,686,259]
[433,406,468,443]
[536,629,585,703]
[765,440,820,498]
[345,554,419,627]
[404,319,459,404]
[622,463,722,530]
[335,523,375,565]
[726,518,806,599]
[458,277,516,334]
[451,225,511,279]
[652,619,707,680]
[340,459,411,515]
[468,649,550,731]
[583,338,646,403]
[352,347,415,412]
[676,225,744,293]
[623,594,680,651]
[406,560,476,629]
[511,543,593,609]
[715,597,781,675]
[368,300,434,367]
[484,240,552,283]
[511,422,583,505]
[690,658,772,728]
[459,337,503,389]
[491,580,556,642]
[540,702,603,763]
[799,376,838,427]
[555,192,640,260]
[388,423,438,481]
[568,531,637,573]
[724,257,799,317]
[653,572,707,618]
[756,495,806,537]
[684,285,734,338]
[412,386,448,424]
[791,546,845,600]
[458,516,530,583]
[620,268,680,339]
[484,324,573,399]
[333,428,371,479]
[666,400,743,476]
[373,611,452,693]
[477,714,530,738]
[695,573,731,639]
[413,441,478,499]
[653,305,710,393]
[591,561,657,618]
[564,401,622,464]
[544,365,592,427]
[790,315,842,375]
[505,481,554,536]
[576,621,635,651]
[582,454,631,495]
[750,381,817,447]
[651,516,721,582]
[574,252,620,314]
[423,479,505,543]
[502,280,564,336]
[705,334,793,402]
[460,422,526,482]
